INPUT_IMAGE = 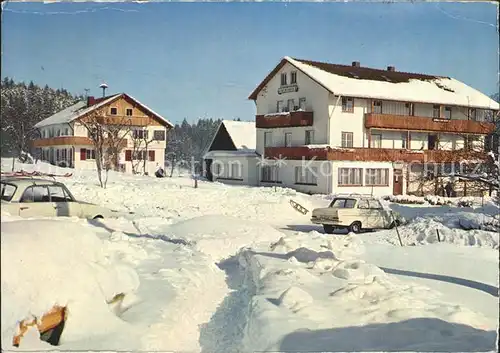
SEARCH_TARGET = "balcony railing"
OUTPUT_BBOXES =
[365,113,495,135]
[265,146,487,163]
[256,110,313,128]
[33,136,127,148]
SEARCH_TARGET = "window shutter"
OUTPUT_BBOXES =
[148,150,155,161]
[125,150,132,161]
[80,148,86,161]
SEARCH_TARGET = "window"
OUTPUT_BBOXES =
[153,130,166,141]
[342,97,354,113]
[148,150,155,162]
[285,133,292,147]
[261,165,280,183]
[405,102,415,116]
[468,108,477,121]
[287,99,295,112]
[357,199,369,209]
[133,150,147,160]
[56,129,61,137]
[62,149,67,160]
[126,108,133,116]
[230,163,242,179]
[49,185,73,202]
[299,98,306,111]
[20,186,49,203]
[295,166,317,185]
[133,129,148,140]
[280,73,287,86]
[42,130,46,138]
[264,132,273,147]
[341,132,353,148]
[338,168,362,186]
[86,149,96,160]
[1,183,16,202]
[110,107,118,115]
[64,128,69,136]
[373,100,383,114]
[365,168,389,186]
[305,130,314,145]
[329,198,356,208]
[402,133,409,149]
[277,100,284,113]
[370,134,382,148]
[291,71,297,84]
[433,105,441,118]
[368,200,383,209]
[444,106,452,119]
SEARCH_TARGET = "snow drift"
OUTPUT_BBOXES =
[1,219,140,350]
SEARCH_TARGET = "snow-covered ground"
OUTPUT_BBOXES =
[1,159,499,352]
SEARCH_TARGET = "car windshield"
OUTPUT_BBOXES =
[1,183,17,202]
[329,198,356,208]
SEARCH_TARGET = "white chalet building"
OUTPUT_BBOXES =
[206,56,499,196]
[33,93,173,175]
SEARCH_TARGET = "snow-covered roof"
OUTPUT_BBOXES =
[249,57,499,110]
[203,150,258,159]
[222,120,256,150]
[34,93,173,128]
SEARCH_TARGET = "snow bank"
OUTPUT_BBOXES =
[161,215,287,261]
[238,232,496,352]
[1,219,140,350]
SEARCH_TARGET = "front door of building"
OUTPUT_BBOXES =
[393,169,403,195]
[205,159,213,182]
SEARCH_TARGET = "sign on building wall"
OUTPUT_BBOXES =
[278,84,299,95]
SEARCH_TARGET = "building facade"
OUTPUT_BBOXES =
[245,57,499,196]
[33,93,173,175]
[203,120,259,185]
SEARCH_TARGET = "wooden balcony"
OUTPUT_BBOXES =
[33,136,128,148]
[265,146,487,163]
[256,111,313,128]
[365,113,495,135]
[80,115,162,126]
[33,136,93,147]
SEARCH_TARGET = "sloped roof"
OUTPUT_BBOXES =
[221,120,256,151]
[248,56,499,110]
[34,93,173,128]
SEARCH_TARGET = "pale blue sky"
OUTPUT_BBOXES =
[2,1,498,124]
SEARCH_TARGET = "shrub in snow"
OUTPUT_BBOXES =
[1,219,140,349]
[383,195,426,205]
[424,195,454,206]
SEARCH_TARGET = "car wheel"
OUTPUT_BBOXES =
[349,221,362,234]
[323,224,334,234]
[93,215,103,220]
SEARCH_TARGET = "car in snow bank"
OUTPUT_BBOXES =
[0,177,129,219]
[310,195,405,234]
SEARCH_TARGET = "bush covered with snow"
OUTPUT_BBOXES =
[383,195,426,204]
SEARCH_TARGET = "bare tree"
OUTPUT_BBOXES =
[130,127,155,175]
[79,109,132,188]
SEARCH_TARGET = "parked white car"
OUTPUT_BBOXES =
[311,195,405,234]
[1,177,129,219]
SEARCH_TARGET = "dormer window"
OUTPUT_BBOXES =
[291,71,297,84]
[110,107,117,115]
[280,73,287,86]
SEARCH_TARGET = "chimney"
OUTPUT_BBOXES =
[387,66,396,72]
[99,83,108,98]
[87,96,96,107]
[352,61,360,67]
